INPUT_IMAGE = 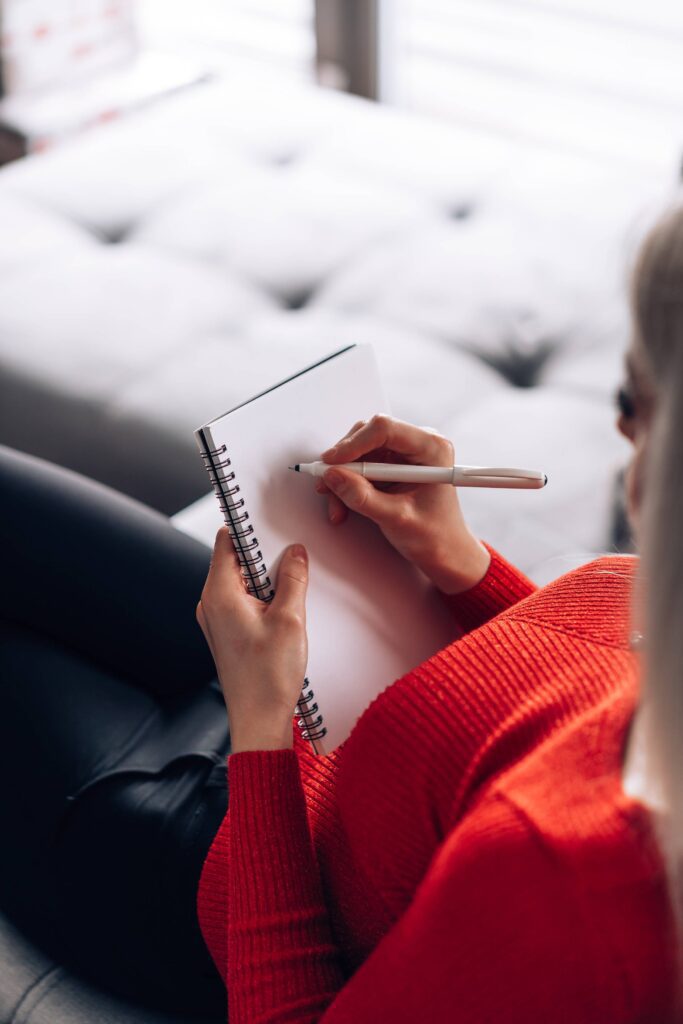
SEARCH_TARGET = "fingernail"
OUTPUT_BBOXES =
[290,544,307,563]
[324,469,345,491]
[321,446,338,460]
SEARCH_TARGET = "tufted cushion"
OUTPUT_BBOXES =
[313,213,610,380]
[0,193,98,277]
[114,308,506,428]
[130,163,430,306]
[441,387,631,582]
[0,244,274,507]
[0,76,672,524]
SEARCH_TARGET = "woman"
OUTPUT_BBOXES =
[195,203,683,1022]
[0,208,674,1020]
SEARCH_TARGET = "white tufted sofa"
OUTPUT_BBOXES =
[0,73,676,1022]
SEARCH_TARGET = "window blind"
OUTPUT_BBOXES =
[391,0,683,167]
[138,0,314,80]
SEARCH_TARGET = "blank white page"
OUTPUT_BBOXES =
[196,344,456,752]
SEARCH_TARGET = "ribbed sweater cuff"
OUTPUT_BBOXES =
[440,543,537,634]
[227,750,342,1021]
[228,750,316,914]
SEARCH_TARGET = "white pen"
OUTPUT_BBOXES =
[290,462,547,490]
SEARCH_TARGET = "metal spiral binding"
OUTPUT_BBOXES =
[200,439,327,747]
[199,443,274,601]
[296,678,328,741]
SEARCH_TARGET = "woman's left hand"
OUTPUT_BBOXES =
[196,527,309,753]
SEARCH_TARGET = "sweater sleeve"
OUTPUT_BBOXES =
[227,754,604,1024]
[227,749,344,1022]
[440,542,537,634]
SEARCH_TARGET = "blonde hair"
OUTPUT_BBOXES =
[632,203,683,961]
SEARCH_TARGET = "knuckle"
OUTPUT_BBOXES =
[370,412,390,431]
[423,429,454,462]
[355,483,372,512]
[393,501,415,530]
[352,480,382,520]
[438,434,455,458]
[273,606,304,631]
[200,582,227,616]
[338,419,366,446]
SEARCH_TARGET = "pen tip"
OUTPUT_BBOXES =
[289,465,300,472]
[543,474,548,487]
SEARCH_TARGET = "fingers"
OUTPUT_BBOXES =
[313,477,348,525]
[322,414,453,467]
[320,418,367,464]
[331,419,366,451]
[322,466,403,528]
[326,492,348,525]
[270,544,309,622]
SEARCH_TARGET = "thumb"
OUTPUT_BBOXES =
[271,544,309,618]
[323,467,395,525]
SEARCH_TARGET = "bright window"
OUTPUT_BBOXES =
[138,0,315,81]
[389,0,683,167]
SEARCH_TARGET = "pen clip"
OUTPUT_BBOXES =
[458,465,543,481]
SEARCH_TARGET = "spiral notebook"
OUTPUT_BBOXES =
[194,344,456,754]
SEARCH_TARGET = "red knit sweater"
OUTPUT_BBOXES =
[197,548,676,1022]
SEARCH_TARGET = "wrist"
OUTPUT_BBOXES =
[420,532,491,595]
[230,719,294,753]
[226,699,295,754]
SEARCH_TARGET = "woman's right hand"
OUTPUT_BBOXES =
[316,414,490,595]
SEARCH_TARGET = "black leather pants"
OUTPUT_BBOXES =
[0,445,229,1017]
